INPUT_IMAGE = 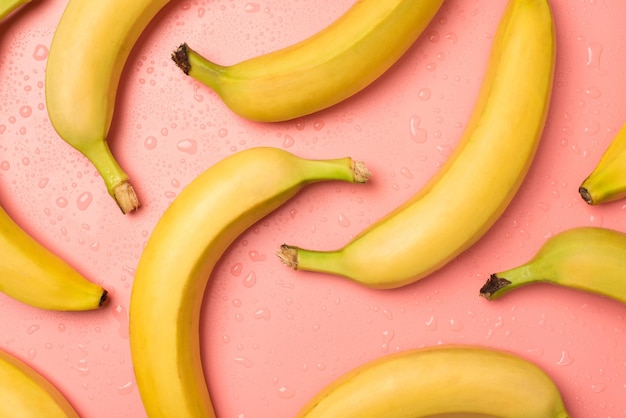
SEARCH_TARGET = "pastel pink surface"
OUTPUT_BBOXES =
[1,0,625,417]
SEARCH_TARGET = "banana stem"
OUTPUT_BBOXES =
[172,43,226,93]
[480,264,545,300]
[0,0,31,21]
[79,139,139,214]
[278,244,352,279]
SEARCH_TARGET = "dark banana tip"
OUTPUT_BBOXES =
[578,186,594,205]
[479,274,511,300]
[99,289,109,307]
[171,43,191,75]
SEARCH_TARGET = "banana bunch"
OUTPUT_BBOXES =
[172,0,445,122]
[278,0,556,289]
[579,121,626,205]
[297,345,570,418]
[480,226,626,304]
[0,346,80,417]
[45,0,174,213]
[129,147,370,417]
[0,204,107,311]
[0,0,31,21]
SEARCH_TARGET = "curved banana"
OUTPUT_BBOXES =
[45,0,171,213]
[0,204,107,310]
[129,147,370,417]
[579,122,626,205]
[297,345,569,418]
[171,0,444,122]
[480,226,626,304]
[278,0,556,289]
[0,346,80,417]
[0,0,31,21]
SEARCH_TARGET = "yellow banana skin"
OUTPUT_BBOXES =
[45,0,171,213]
[0,205,107,311]
[579,122,626,205]
[480,226,626,304]
[172,0,445,122]
[297,345,569,418]
[278,0,556,289]
[0,347,80,417]
[0,0,31,21]
[129,147,370,417]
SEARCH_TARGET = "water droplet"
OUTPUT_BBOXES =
[282,134,294,148]
[19,105,32,118]
[26,325,40,334]
[557,350,574,366]
[112,305,129,339]
[381,329,395,352]
[244,2,260,12]
[76,359,89,376]
[1,161,10,170]
[218,128,228,138]
[234,357,254,368]
[118,381,134,395]
[584,86,601,99]
[56,197,68,208]
[448,318,463,332]
[444,32,458,43]
[177,139,197,154]
[584,120,600,136]
[248,251,266,261]
[33,44,48,60]
[76,192,93,211]
[277,386,295,399]
[418,88,431,101]
[425,315,437,330]
[586,42,603,69]
[38,178,49,188]
[409,115,428,143]
[253,308,271,320]
[28,349,36,360]
[58,323,66,333]
[337,213,351,228]
[243,271,257,288]
[144,136,157,150]
[313,120,325,131]
[400,167,414,179]
[230,263,243,276]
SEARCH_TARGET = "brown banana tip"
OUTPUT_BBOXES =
[578,186,594,205]
[479,274,511,300]
[99,290,109,307]
[172,43,191,75]
[277,244,298,269]
[352,161,372,183]
[113,181,140,214]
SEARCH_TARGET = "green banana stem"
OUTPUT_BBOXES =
[171,43,226,93]
[0,0,31,21]
[479,265,540,300]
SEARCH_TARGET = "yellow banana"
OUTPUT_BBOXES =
[480,226,626,304]
[579,121,626,205]
[0,0,31,21]
[278,0,556,289]
[0,346,80,417]
[45,0,171,213]
[0,204,107,310]
[297,345,570,418]
[129,147,370,417]
[171,0,445,122]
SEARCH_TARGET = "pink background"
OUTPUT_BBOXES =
[1,0,626,416]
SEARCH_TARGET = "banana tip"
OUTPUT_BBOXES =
[114,181,140,214]
[172,43,191,75]
[352,161,372,183]
[99,290,109,307]
[578,186,595,205]
[277,245,298,269]
[479,274,511,300]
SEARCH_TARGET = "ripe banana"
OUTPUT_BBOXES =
[0,204,107,310]
[45,0,171,213]
[297,345,569,418]
[129,147,370,417]
[278,0,556,289]
[480,226,626,304]
[171,0,445,122]
[0,0,31,21]
[0,346,80,417]
[579,121,626,205]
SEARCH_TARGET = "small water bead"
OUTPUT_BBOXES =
[242,271,257,288]
[557,350,574,366]
[118,381,134,395]
[409,115,428,143]
[444,32,458,43]
[253,308,271,320]
[244,2,260,12]
[33,44,48,60]
[417,88,432,101]
[231,263,243,276]
[337,212,351,228]
[144,136,157,150]
[0,161,10,170]
[586,42,603,69]
[19,105,32,118]
[248,250,266,261]
[56,197,69,208]
[28,349,37,360]
[282,134,295,148]
[77,192,93,210]
[26,325,40,334]
[177,139,197,154]
[584,86,601,99]
[234,357,254,368]
[381,329,395,352]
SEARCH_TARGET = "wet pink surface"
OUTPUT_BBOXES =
[1,0,626,417]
